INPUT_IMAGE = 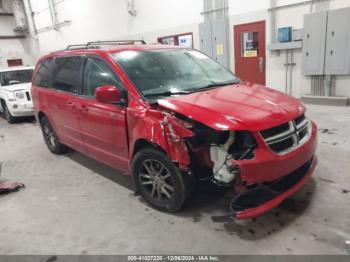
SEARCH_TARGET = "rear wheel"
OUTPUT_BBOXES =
[40,116,67,154]
[132,148,190,212]
[1,102,16,124]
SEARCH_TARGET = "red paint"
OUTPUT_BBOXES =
[236,156,317,219]
[32,44,317,218]
[7,58,23,67]
[95,85,122,104]
[234,21,266,85]
[236,121,317,184]
[158,81,305,132]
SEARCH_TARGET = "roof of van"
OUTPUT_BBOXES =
[47,44,181,57]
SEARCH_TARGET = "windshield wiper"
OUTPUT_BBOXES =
[144,90,190,98]
[187,81,238,93]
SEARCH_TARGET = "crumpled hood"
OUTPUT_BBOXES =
[157,83,305,131]
[0,83,31,92]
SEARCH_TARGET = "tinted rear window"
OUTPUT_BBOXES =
[34,59,53,88]
[52,56,82,94]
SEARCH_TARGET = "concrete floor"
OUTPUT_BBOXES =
[0,104,349,255]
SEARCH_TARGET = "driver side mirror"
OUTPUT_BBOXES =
[95,85,125,105]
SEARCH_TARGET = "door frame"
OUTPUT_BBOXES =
[234,20,266,85]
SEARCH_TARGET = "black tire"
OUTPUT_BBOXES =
[1,101,16,124]
[132,147,190,212]
[40,116,67,154]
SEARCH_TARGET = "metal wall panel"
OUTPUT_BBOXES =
[211,19,229,67]
[302,11,328,75]
[199,22,213,57]
[199,19,230,68]
[325,7,350,75]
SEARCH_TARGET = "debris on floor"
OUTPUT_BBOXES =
[318,128,338,135]
[0,182,25,195]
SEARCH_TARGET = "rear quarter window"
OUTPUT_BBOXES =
[34,58,53,88]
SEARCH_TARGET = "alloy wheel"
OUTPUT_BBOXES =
[42,121,56,149]
[138,159,175,201]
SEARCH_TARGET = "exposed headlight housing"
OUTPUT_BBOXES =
[15,91,25,100]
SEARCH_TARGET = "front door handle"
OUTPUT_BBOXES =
[259,57,264,74]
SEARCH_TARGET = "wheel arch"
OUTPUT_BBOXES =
[0,98,5,112]
[37,111,47,123]
[132,138,168,157]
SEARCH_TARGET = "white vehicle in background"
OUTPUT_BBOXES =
[0,66,34,123]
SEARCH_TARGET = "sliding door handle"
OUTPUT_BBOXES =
[66,101,75,109]
[80,105,89,112]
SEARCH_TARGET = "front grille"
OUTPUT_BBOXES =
[298,127,308,141]
[261,122,290,139]
[260,114,311,154]
[269,136,294,153]
[25,91,31,101]
[295,114,306,126]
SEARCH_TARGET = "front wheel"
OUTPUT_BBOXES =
[2,102,16,124]
[132,148,190,212]
[40,116,67,154]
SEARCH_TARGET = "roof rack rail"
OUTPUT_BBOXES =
[65,44,88,50]
[64,40,146,50]
[86,40,146,46]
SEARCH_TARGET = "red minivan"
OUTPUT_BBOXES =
[32,40,317,219]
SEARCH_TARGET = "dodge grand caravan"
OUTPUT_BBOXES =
[31,40,317,219]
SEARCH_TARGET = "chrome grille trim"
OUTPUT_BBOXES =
[260,115,312,155]
[264,121,294,143]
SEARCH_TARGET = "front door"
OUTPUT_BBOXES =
[78,56,129,171]
[234,21,266,85]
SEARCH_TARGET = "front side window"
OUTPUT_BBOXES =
[83,57,122,97]
[112,49,239,98]
[52,56,82,94]
[34,59,53,88]
[0,69,33,87]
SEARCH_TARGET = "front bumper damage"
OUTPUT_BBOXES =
[231,156,317,219]
[158,108,318,219]
[230,121,318,219]
[183,114,317,219]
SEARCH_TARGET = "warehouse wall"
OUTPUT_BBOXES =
[265,0,350,97]
[0,0,34,68]
[30,0,270,53]
[27,0,350,98]
[30,0,204,53]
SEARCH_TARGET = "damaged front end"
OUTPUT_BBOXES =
[184,121,256,187]
[158,110,257,187]
[160,110,317,220]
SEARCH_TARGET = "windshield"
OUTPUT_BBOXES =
[112,49,239,98]
[0,69,33,87]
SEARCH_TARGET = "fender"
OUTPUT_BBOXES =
[0,90,15,113]
[0,90,15,101]
[127,102,193,169]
